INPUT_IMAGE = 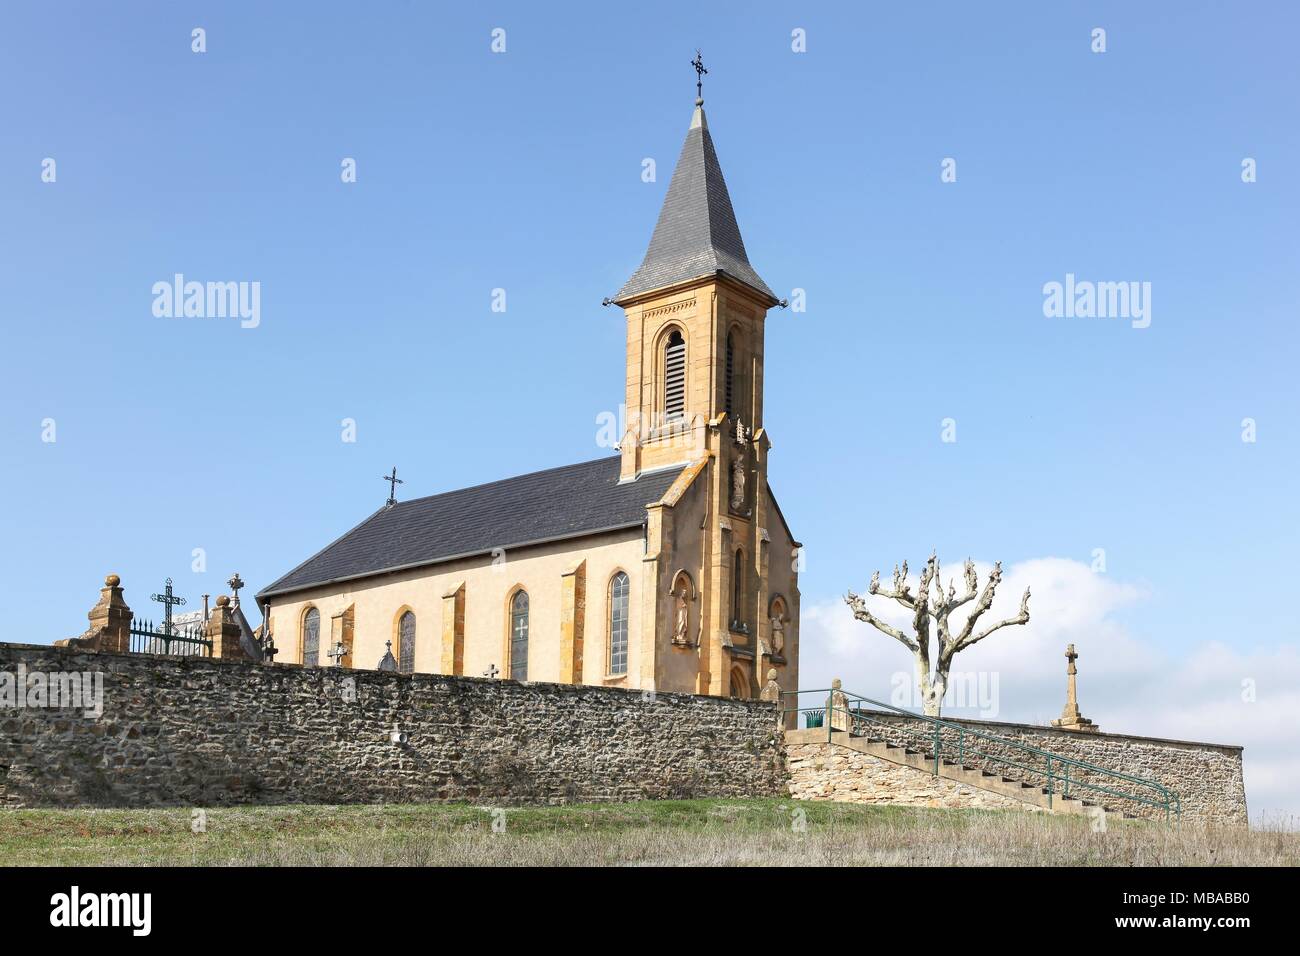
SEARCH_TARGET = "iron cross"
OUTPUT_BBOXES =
[150,578,186,636]
[382,466,403,506]
[691,50,707,100]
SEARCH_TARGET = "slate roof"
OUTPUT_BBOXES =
[256,457,685,600]
[614,104,775,304]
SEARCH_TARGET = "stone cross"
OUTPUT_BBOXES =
[327,640,348,668]
[260,602,278,662]
[482,663,499,678]
[1052,643,1098,732]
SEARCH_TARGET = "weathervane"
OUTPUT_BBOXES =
[382,466,403,507]
[150,578,186,636]
[691,50,707,102]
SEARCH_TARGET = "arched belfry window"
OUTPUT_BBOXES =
[398,610,416,675]
[302,607,320,666]
[725,331,735,415]
[608,572,630,676]
[664,329,686,421]
[510,590,530,681]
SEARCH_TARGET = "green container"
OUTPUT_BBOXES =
[805,710,824,729]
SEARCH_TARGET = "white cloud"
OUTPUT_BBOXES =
[798,556,1299,824]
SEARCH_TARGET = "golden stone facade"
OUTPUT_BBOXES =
[259,96,800,701]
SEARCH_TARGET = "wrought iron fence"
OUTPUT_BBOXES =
[129,618,212,657]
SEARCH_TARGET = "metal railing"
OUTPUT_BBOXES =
[128,619,212,657]
[781,686,1180,823]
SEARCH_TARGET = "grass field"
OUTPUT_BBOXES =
[1,799,1295,866]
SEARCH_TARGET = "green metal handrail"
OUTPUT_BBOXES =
[780,687,1180,823]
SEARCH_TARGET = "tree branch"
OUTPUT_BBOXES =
[961,586,1031,650]
[868,563,915,609]
[952,560,1003,648]
[845,590,919,652]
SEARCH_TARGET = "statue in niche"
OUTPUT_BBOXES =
[730,457,746,513]
[769,613,786,656]
[671,573,692,646]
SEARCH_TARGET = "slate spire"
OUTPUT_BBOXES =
[614,93,774,304]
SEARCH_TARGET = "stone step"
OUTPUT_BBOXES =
[832,731,1137,819]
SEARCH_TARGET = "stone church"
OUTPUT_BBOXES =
[257,86,800,699]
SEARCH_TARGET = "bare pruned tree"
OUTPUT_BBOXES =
[844,553,1030,717]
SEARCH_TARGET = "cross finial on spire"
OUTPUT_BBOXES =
[691,50,707,103]
[382,467,403,507]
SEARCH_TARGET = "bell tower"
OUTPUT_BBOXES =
[610,89,778,481]
[611,67,795,700]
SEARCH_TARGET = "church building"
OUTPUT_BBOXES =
[257,82,800,699]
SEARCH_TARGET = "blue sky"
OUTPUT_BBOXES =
[2,1,1297,797]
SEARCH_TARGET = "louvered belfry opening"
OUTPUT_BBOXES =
[664,330,686,421]
[724,331,735,414]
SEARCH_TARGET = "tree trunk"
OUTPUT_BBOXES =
[920,660,949,717]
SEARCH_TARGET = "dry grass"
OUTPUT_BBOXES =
[0,799,1294,866]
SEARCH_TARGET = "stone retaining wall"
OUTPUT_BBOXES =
[0,642,786,808]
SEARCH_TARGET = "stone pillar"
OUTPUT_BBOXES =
[641,505,667,692]
[559,560,586,684]
[440,582,465,676]
[56,573,133,653]
[206,596,248,660]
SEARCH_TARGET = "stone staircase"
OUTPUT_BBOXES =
[785,726,1138,819]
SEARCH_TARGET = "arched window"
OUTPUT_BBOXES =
[725,330,735,415]
[664,329,686,420]
[509,590,529,681]
[302,607,320,666]
[398,610,416,675]
[732,549,745,628]
[608,571,630,675]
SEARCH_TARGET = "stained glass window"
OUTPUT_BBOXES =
[302,607,320,666]
[398,610,416,674]
[510,590,529,681]
[609,572,630,676]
